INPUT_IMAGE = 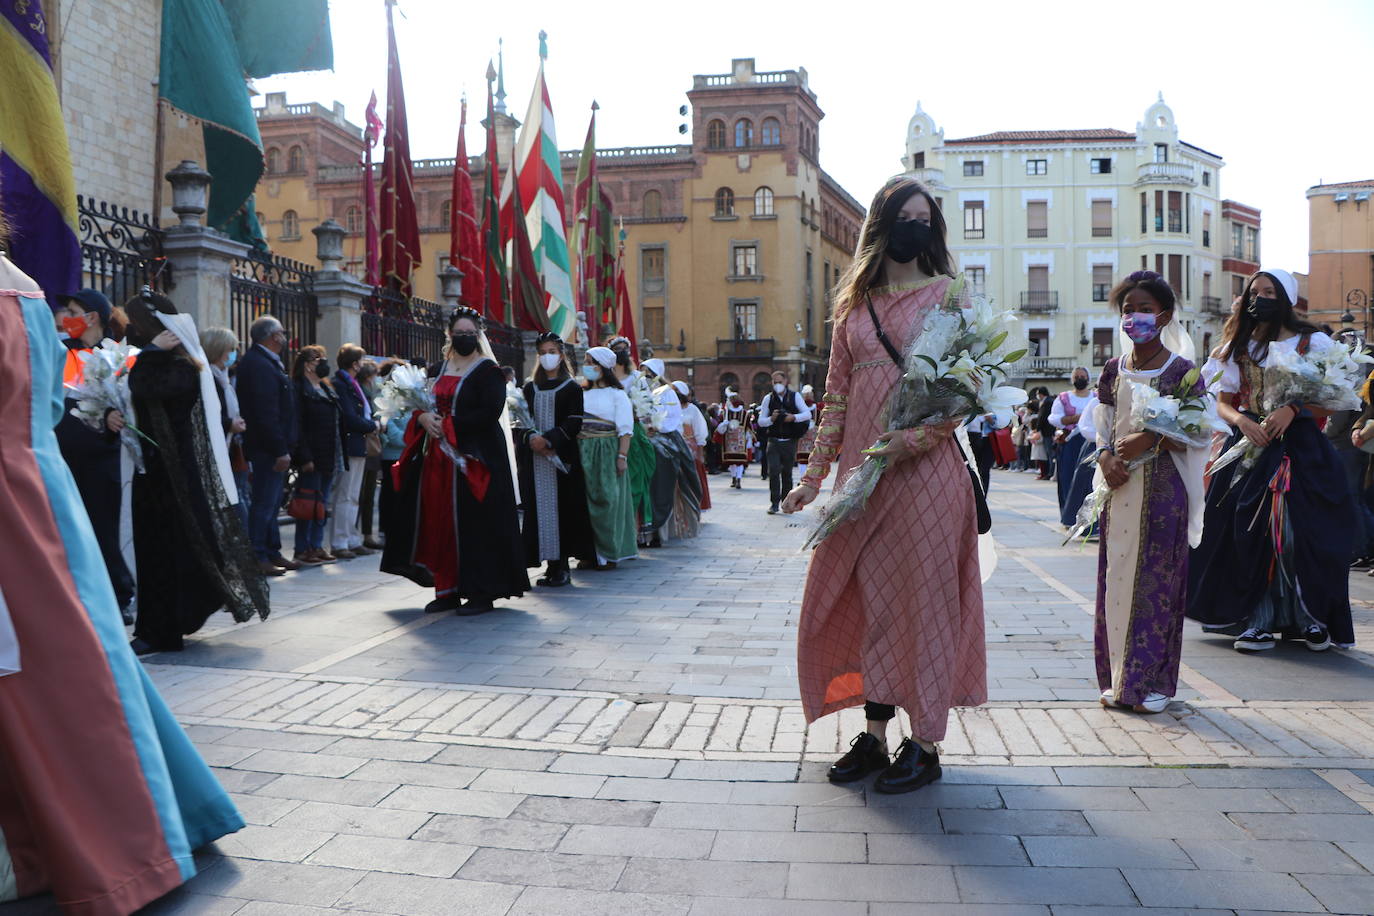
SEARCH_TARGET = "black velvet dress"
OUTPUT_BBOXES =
[516,377,596,569]
[128,349,268,650]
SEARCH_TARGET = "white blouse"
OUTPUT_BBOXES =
[1204,332,1335,395]
[583,386,633,436]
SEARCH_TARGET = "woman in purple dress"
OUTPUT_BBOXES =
[1091,272,1209,714]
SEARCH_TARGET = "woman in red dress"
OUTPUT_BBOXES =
[381,308,528,614]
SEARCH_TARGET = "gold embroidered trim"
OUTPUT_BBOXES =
[822,393,849,404]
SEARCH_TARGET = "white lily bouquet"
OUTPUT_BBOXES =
[66,339,152,472]
[1208,339,1373,480]
[805,280,1028,548]
[373,363,435,424]
[626,378,666,433]
[1065,368,1223,544]
[505,384,570,474]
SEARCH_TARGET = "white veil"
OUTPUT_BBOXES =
[478,330,521,506]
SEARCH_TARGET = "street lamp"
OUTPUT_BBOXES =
[164,160,212,228]
[677,329,686,354]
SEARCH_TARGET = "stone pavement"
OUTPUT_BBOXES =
[10,469,1374,915]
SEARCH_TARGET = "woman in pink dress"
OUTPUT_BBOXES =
[783,177,986,794]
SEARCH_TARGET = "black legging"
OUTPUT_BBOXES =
[864,701,896,721]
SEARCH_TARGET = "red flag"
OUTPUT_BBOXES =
[615,223,638,362]
[479,67,510,322]
[362,91,383,287]
[509,176,551,332]
[449,98,482,311]
[379,2,420,295]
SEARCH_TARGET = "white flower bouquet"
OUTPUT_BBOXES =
[374,363,434,424]
[806,280,1028,548]
[506,384,569,473]
[66,339,152,472]
[626,379,666,433]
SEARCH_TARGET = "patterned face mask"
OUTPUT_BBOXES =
[1121,312,1161,345]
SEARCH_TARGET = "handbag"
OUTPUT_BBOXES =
[865,293,992,534]
[287,485,327,522]
[365,430,383,459]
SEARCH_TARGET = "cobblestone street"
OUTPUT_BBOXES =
[17,470,1374,915]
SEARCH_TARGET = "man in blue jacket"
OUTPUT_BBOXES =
[236,315,297,575]
[330,344,380,558]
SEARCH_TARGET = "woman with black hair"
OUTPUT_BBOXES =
[1187,269,1356,653]
[381,307,528,614]
[781,176,985,794]
[123,292,268,653]
[517,332,596,586]
[289,345,342,566]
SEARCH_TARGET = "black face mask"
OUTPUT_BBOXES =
[451,333,479,356]
[315,360,331,377]
[886,219,933,264]
[1073,377,1089,391]
[1247,296,1282,323]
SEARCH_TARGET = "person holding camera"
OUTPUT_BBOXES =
[757,369,812,515]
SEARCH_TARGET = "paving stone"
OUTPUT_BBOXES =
[232,903,388,916]
[345,759,483,790]
[796,804,941,835]
[319,737,444,762]
[1183,768,1331,789]
[335,872,521,916]
[431,744,557,771]
[871,905,1048,915]
[233,750,365,779]
[137,890,248,915]
[598,776,734,804]
[1335,840,1374,872]
[708,829,864,863]
[558,824,716,860]
[214,730,341,753]
[618,857,788,898]
[999,786,1144,811]
[211,768,281,794]
[692,900,866,915]
[1051,767,1191,787]
[940,809,1094,836]
[511,795,660,827]
[1271,787,1372,814]
[252,775,398,808]
[272,801,433,839]
[508,886,692,916]
[1231,812,1374,842]
[784,863,959,902]
[213,826,333,863]
[865,784,1005,810]
[184,859,364,907]
[306,833,473,877]
[549,753,675,778]
[1082,809,1248,839]
[1293,874,1374,914]
[1022,836,1192,869]
[413,813,567,850]
[458,847,627,890]
[940,767,1060,786]
[651,801,796,832]
[1178,837,1371,874]
[1132,786,1289,812]
[1123,867,1324,911]
[867,834,1029,866]
[468,768,605,798]
[954,866,1136,905]
[724,782,865,806]
[669,760,799,782]
[227,793,304,827]
[376,784,524,818]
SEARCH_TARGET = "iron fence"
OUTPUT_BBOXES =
[76,195,169,306]
[361,287,447,368]
[229,252,317,351]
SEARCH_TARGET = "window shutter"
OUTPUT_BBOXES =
[1027,201,1047,234]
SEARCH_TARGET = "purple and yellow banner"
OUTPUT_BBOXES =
[0,2,81,301]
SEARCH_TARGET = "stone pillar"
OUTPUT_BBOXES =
[314,271,371,359]
[161,226,249,332]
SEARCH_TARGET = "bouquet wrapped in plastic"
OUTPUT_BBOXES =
[505,384,569,473]
[626,379,666,433]
[1208,339,1373,480]
[66,339,152,471]
[373,363,435,424]
[806,280,1028,548]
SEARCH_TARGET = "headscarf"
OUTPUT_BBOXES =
[672,380,690,396]
[587,346,617,370]
[642,357,665,378]
[155,309,239,506]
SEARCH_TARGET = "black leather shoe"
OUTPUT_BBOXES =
[456,597,495,616]
[827,732,890,783]
[873,738,942,794]
[424,595,462,614]
[537,572,571,587]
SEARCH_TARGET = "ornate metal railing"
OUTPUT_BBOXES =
[361,287,448,368]
[229,252,317,351]
[484,321,525,378]
[76,195,170,306]
[717,338,776,359]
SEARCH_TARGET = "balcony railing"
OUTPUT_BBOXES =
[1136,161,1196,186]
[1200,295,1224,315]
[717,338,776,360]
[1020,290,1059,312]
[906,167,945,186]
[1007,356,1075,378]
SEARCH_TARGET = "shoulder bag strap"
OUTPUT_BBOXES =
[866,293,905,368]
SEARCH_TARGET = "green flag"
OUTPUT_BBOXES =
[160,0,263,233]
[221,0,334,79]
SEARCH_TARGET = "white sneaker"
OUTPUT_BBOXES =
[1099,688,1118,707]
[1132,692,1170,714]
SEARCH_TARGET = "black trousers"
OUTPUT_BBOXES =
[864,701,896,721]
[968,432,993,495]
[766,437,797,507]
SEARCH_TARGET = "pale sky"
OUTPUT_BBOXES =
[257,0,1374,275]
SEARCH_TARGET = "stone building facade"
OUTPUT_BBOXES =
[1306,179,1374,335]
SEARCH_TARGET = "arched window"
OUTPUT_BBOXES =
[734,118,753,148]
[718,372,739,401]
[288,145,305,173]
[761,118,781,146]
[440,199,453,229]
[707,119,727,150]
[752,372,772,404]
[753,186,774,217]
[714,187,734,217]
[265,148,280,174]
[642,189,662,219]
[281,210,299,239]
[345,205,362,234]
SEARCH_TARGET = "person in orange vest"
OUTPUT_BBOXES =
[54,288,135,621]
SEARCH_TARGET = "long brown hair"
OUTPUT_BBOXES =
[831,176,953,322]
[1220,270,1321,363]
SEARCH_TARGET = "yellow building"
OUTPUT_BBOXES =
[252,58,865,402]
[1306,179,1374,334]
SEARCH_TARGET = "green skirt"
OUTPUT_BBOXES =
[627,423,656,524]
[579,436,638,563]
